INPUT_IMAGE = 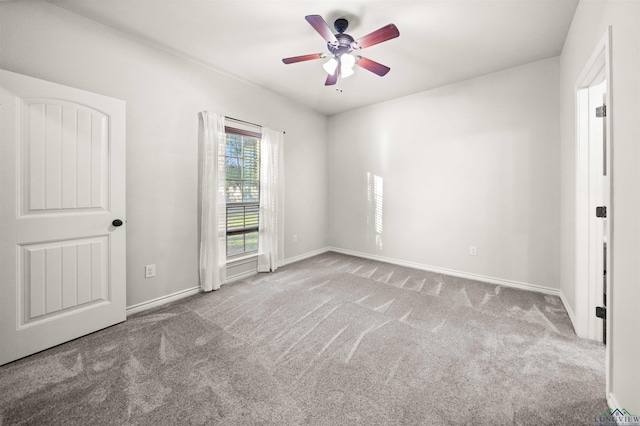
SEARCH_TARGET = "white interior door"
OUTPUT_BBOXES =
[0,69,126,365]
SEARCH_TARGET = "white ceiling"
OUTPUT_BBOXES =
[47,0,579,116]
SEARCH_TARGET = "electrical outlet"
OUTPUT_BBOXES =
[469,246,478,256]
[292,234,298,243]
[145,264,156,278]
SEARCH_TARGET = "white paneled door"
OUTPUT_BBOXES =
[0,70,126,365]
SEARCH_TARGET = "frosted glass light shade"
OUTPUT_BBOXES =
[341,53,355,69]
[340,54,355,78]
[341,67,354,78]
[323,58,338,75]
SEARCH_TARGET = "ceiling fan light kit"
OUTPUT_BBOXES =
[323,57,339,75]
[282,14,399,87]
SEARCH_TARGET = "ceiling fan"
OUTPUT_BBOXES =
[282,15,400,86]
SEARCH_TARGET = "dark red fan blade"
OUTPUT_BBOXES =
[356,56,391,76]
[282,53,323,64]
[354,24,399,49]
[305,15,338,44]
[325,63,340,86]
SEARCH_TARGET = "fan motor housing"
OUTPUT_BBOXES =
[327,33,354,56]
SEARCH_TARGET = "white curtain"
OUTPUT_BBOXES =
[257,127,285,272]
[198,111,226,291]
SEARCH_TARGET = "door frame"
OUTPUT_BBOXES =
[574,26,612,395]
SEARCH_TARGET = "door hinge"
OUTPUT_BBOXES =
[596,105,607,118]
[596,206,607,218]
[595,306,606,319]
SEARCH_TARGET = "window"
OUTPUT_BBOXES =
[224,127,261,257]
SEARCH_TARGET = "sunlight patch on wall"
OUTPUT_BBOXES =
[367,172,384,250]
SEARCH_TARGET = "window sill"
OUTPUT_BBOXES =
[226,253,258,266]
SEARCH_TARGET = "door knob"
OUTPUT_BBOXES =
[112,219,123,227]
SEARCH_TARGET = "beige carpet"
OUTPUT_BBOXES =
[0,252,607,425]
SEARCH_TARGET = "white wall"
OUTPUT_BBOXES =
[0,0,329,307]
[328,58,560,290]
[559,0,640,413]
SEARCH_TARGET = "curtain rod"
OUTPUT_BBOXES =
[225,116,286,134]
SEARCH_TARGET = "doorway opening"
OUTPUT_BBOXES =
[574,26,612,394]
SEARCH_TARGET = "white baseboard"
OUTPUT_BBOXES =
[126,286,201,316]
[559,290,578,332]
[607,392,621,410]
[126,246,561,317]
[226,247,331,281]
[225,269,258,284]
[125,271,255,317]
[284,247,331,266]
[328,247,561,297]
[126,247,331,316]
